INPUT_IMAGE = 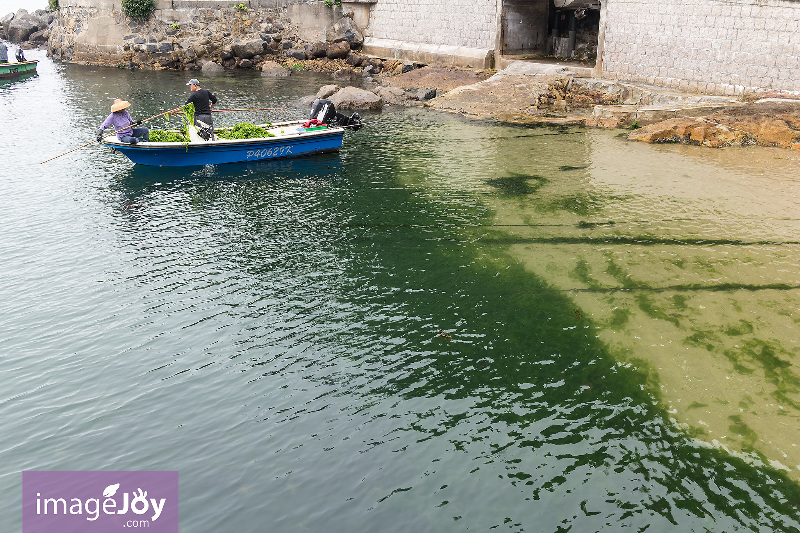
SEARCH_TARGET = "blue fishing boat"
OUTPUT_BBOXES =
[103,120,346,167]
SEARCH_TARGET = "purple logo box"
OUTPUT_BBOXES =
[22,471,178,533]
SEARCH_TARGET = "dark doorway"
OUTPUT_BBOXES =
[501,0,601,65]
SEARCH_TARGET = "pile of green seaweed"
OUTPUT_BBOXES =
[216,123,274,140]
[148,116,275,143]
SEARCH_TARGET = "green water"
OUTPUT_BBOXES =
[1,53,800,532]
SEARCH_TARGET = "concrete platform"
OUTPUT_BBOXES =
[490,59,742,126]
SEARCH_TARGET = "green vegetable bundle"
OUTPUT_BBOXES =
[182,102,195,128]
[216,123,274,140]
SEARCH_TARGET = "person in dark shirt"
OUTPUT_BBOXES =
[185,78,217,140]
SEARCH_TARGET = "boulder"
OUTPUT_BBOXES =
[28,28,48,43]
[326,40,350,60]
[231,39,265,59]
[239,58,253,69]
[332,68,354,82]
[299,95,316,106]
[346,53,364,67]
[731,118,794,148]
[376,85,407,105]
[315,84,340,99]
[1,13,15,39]
[261,61,290,77]
[283,48,306,60]
[201,61,225,74]
[417,88,437,101]
[329,86,383,110]
[309,41,327,58]
[627,118,751,147]
[7,11,42,42]
[329,16,363,48]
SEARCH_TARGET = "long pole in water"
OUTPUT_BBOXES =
[212,107,287,112]
[40,107,182,164]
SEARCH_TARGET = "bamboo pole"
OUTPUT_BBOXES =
[212,107,287,112]
[40,107,182,164]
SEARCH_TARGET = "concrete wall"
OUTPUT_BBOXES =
[288,2,338,43]
[600,0,800,95]
[363,0,499,68]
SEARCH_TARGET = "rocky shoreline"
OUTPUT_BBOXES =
[3,6,799,150]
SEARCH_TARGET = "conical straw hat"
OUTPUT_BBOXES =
[111,99,131,112]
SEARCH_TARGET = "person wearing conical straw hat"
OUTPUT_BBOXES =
[97,98,150,144]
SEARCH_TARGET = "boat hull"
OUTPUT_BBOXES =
[104,126,345,167]
[0,60,37,79]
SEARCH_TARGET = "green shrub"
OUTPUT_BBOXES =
[234,3,248,11]
[121,0,155,20]
[48,0,59,11]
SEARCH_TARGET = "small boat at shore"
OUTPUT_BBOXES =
[103,120,348,167]
[0,60,37,80]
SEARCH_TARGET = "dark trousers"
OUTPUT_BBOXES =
[195,114,215,140]
[119,127,150,144]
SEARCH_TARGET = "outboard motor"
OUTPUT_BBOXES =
[309,99,364,131]
[309,99,337,124]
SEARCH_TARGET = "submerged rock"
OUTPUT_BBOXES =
[261,60,290,77]
[201,61,224,74]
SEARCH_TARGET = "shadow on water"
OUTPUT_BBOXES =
[226,118,800,530]
[111,153,344,198]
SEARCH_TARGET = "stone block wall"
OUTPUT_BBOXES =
[600,0,800,95]
[368,0,498,51]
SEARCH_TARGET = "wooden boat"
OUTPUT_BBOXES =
[103,120,346,167]
[0,60,37,80]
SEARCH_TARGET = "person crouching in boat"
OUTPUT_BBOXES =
[97,99,150,144]
[185,78,217,140]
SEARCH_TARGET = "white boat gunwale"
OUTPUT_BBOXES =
[103,120,344,149]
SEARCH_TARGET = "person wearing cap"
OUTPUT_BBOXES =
[97,99,150,144]
[184,78,217,140]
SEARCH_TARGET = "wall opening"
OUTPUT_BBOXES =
[501,0,601,65]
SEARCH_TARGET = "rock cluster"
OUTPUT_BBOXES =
[42,4,402,80]
[1,8,56,46]
[627,100,800,149]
